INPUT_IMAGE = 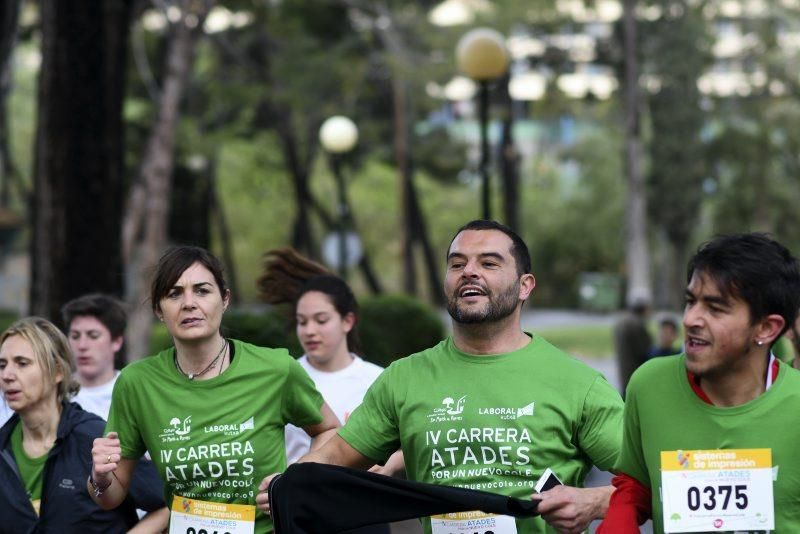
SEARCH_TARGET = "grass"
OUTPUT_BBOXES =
[537,325,614,359]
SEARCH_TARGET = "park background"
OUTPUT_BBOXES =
[0,0,796,367]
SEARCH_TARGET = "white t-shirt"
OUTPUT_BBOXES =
[73,371,120,421]
[0,401,11,427]
[285,354,383,464]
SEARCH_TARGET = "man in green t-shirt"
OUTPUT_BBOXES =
[600,233,800,533]
[258,220,624,534]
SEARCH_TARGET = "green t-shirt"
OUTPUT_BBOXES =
[616,355,800,533]
[339,335,623,534]
[11,422,48,516]
[106,339,325,533]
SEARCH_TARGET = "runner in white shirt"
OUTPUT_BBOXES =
[62,293,167,527]
[286,353,383,463]
[71,370,120,422]
[61,294,126,420]
[258,248,402,534]
[0,401,11,427]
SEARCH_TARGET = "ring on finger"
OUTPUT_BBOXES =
[107,454,112,464]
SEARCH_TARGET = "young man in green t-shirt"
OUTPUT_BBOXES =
[600,233,800,533]
[258,220,624,534]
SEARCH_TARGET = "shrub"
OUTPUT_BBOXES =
[148,308,301,356]
[222,309,302,355]
[358,294,445,368]
[148,295,445,370]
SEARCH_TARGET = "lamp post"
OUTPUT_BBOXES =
[319,116,359,279]
[456,28,509,220]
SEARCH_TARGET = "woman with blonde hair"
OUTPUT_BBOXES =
[0,317,167,532]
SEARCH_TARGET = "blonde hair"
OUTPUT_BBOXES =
[1,317,80,402]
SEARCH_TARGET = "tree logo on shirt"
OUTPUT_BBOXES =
[443,396,466,415]
[427,395,467,423]
[159,415,192,443]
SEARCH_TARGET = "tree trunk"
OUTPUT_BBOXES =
[392,76,417,295]
[31,0,132,324]
[373,4,441,303]
[498,74,520,232]
[0,0,21,207]
[273,109,316,258]
[207,155,240,304]
[622,0,651,303]
[125,7,208,361]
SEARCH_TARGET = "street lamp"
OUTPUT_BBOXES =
[456,27,509,219]
[319,116,359,280]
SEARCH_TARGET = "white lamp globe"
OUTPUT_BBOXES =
[456,28,509,81]
[319,116,359,154]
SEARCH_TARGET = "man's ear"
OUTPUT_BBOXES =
[755,314,786,346]
[519,274,536,301]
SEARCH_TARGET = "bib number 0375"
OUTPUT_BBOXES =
[660,449,773,533]
[686,484,747,512]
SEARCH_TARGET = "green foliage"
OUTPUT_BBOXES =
[523,114,625,307]
[358,294,445,367]
[0,310,19,333]
[643,1,712,247]
[148,296,444,369]
[222,309,302,355]
[149,309,300,356]
[149,323,174,354]
[215,132,297,299]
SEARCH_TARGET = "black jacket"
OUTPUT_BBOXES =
[0,402,165,534]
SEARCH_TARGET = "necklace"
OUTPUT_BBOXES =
[174,338,227,380]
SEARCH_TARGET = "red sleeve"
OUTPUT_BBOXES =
[596,473,651,534]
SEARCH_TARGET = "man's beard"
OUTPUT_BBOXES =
[446,279,520,324]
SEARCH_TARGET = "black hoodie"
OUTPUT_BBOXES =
[0,402,165,533]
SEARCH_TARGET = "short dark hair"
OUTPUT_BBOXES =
[62,294,127,339]
[687,233,800,333]
[659,316,679,330]
[448,220,531,275]
[61,294,127,364]
[151,246,229,314]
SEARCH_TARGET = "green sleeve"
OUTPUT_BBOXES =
[613,378,650,486]
[105,372,146,459]
[280,356,324,428]
[576,374,624,472]
[337,364,400,463]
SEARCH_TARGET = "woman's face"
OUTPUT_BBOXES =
[296,291,354,365]
[0,335,59,413]
[158,262,230,344]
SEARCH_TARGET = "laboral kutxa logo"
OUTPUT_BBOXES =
[159,415,192,443]
[204,416,255,436]
[478,402,535,420]
[427,395,467,423]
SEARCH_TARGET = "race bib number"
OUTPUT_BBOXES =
[660,449,774,533]
[169,495,255,534]
[431,511,517,534]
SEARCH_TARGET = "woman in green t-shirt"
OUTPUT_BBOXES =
[88,246,340,533]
